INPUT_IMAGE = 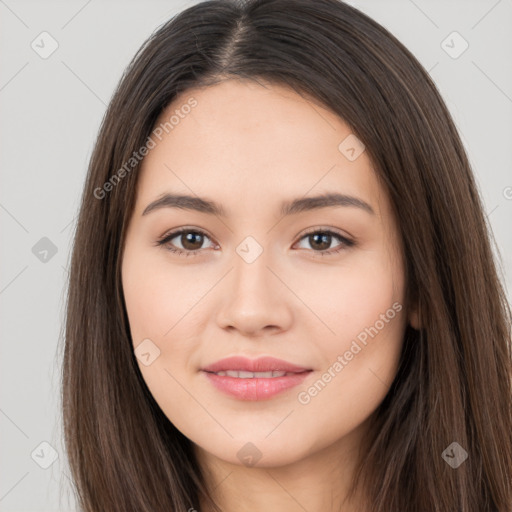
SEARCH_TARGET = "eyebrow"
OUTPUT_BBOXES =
[141,192,375,217]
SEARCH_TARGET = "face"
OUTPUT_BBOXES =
[121,78,414,469]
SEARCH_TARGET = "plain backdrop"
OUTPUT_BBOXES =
[1,0,511,510]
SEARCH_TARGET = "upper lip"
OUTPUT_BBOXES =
[202,356,312,373]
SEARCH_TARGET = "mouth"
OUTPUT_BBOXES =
[200,355,313,400]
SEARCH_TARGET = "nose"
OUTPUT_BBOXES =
[215,246,294,337]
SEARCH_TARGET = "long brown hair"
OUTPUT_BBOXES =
[60,0,512,510]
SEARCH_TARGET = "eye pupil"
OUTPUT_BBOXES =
[310,233,331,251]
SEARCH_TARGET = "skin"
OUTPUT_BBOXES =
[121,78,419,512]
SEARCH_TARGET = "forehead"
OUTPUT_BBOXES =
[134,78,384,219]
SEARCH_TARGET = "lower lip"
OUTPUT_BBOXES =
[202,371,312,400]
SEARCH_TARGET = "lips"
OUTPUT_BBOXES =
[201,356,313,400]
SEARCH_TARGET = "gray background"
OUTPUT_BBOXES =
[1,0,511,510]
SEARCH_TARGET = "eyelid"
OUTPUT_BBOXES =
[295,225,354,242]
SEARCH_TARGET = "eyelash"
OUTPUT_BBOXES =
[155,227,355,258]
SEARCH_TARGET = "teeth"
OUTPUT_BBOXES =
[215,370,289,378]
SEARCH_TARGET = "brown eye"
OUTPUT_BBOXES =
[178,231,205,250]
[295,229,354,256]
[307,233,333,251]
[156,228,216,256]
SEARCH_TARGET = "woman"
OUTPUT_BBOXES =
[61,0,512,510]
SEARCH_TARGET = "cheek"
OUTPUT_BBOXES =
[291,251,404,345]
[293,250,406,413]
[303,305,404,439]
[122,248,206,345]
[122,248,211,401]
[122,249,208,426]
